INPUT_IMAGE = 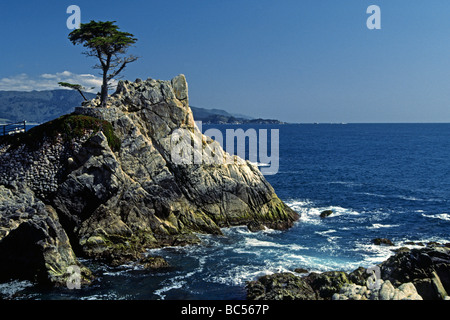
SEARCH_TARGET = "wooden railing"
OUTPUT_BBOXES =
[1,121,27,136]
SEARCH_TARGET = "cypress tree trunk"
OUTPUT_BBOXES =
[100,57,110,107]
[100,81,108,107]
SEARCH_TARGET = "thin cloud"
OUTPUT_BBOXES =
[0,71,117,93]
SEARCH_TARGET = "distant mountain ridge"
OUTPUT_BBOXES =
[0,90,96,124]
[0,90,284,125]
[190,106,284,124]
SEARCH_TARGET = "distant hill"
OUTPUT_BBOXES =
[190,106,284,124]
[0,90,283,125]
[0,90,95,124]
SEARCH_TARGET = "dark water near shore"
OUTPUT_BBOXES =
[2,123,450,300]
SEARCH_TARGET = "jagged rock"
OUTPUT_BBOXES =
[0,75,298,286]
[379,247,450,299]
[246,273,318,300]
[0,184,92,286]
[246,271,350,300]
[320,210,333,219]
[138,255,171,270]
[294,268,309,274]
[247,221,265,232]
[347,266,371,286]
[333,280,422,300]
[306,271,350,299]
[248,248,450,300]
[67,75,298,261]
[372,238,395,246]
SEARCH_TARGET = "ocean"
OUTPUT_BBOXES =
[2,123,450,300]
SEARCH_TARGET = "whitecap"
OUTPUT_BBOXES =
[329,181,362,187]
[243,238,291,249]
[356,192,387,198]
[296,205,360,223]
[396,195,423,201]
[421,213,450,222]
[315,229,337,236]
[367,223,399,229]
[352,242,401,267]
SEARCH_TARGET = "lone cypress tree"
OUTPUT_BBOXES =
[68,20,138,107]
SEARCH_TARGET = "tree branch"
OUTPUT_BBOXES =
[107,55,138,81]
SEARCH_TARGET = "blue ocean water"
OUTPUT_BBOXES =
[2,123,450,300]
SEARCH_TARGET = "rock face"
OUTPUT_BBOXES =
[247,271,351,300]
[379,247,450,300]
[0,184,92,286]
[319,210,333,219]
[0,74,298,285]
[372,238,395,246]
[247,273,318,300]
[333,280,422,300]
[247,247,450,300]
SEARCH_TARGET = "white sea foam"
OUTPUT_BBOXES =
[422,213,450,221]
[353,243,398,267]
[356,192,387,198]
[153,255,207,300]
[329,181,362,187]
[241,238,308,251]
[354,237,450,268]
[315,229,337,235]
[80,292,131,300]
[367,223,399,229]
[286,199,360,224]
[244,238,281,248]
[0,280,33,298]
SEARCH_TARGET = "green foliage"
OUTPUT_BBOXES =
[58,82,91,101]
[58,82,83,91]
[68,20,137,55]
[1,114,121,152]
[68,20,138,107]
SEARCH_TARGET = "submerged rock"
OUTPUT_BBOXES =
[372,238,395,246]
[320,210,333,219]
[138,255,171,270]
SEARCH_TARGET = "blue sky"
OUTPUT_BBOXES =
[1,0,450,123]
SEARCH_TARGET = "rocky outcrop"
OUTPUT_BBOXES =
[247,247,450,300]
[0,184,92,286]
[247,273,319,300]
[372,238,395,246]
[247,271,352,300]
[379,247,450,300]
[0,74,298,285]
[333,280,422,300]
[320,210,333,219]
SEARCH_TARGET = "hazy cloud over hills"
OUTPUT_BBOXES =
[0,71,107,93]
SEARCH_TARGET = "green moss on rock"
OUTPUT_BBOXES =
[1,114,121,152]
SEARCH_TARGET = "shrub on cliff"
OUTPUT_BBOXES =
[0,114,121,152]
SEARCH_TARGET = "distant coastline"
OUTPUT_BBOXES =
[0,90,285,126]
[190,106,285,124]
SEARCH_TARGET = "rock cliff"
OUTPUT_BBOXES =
[0,74,298,286]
